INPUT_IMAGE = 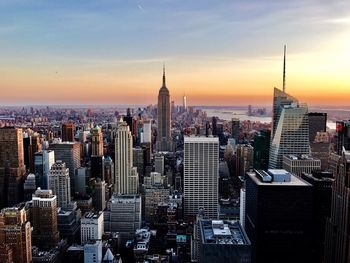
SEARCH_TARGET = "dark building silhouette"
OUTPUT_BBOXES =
[301,170,333,263]
[308,112,327,142]
[335,120,350,155]
[253,129,270,170]
[212,116,218,136]
[324,150,350,263]
[231,118,240,142]
[0,127,26,208]
[62,123,75,142]
[245,169,313,263]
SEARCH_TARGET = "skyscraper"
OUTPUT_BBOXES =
[335,120,350,154]
[91,126,104,156]
[245,169,313,263]
[62,123,75,142]
[0,204,32,263]
[32,189,60,250]
[114,121,138,194]
[269,93,310,169]
[324,149,350,263]
[308,112,327,142]
[184,136,219,220]
[0,127,26,208]
[183,95,187,111]
[49,161,71,208]
[252,129,270,170]
[156,65,172,152]
[49,142,81,193]
[34,150,55,189]
[231,118,240,142]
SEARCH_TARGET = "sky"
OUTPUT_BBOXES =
[0,0,350,106]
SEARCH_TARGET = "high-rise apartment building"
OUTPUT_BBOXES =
[0,204,32,263]
[49,161,71,208]
[114,121,138,194]
[91,126,104,156]
[32,189,60,250]
[184,136,219,220]
[156,65,172,152]
[34,150,55,189]
[62,123,75,142]
[269,92,310,169]
[324,149,350,263]
[0,127,26,208]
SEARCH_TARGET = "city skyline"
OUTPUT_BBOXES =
[0,1,350,106]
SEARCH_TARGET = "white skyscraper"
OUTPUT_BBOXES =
[49,160,71,208]
[184,136,219,220]
[114,121,138,194]
[141,120,152,144]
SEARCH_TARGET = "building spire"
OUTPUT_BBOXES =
[283,45,286,93]
[162,63,166,87]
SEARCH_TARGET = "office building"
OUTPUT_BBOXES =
[199,220,251,263]
[92,178,106,212]
[32,189,60,250]
[23,131,42,173]
[245,169,313,262]
[34,150,55,189]
[103,156,114,186]
[184,136,219,220]
[91,126,104,156]
[231,118,240,141]
[133,147,145,177]
[310,132,331,170]
[62,123,75,142]
[0,127,26,208]
[114,121,138,194]
[283,154,321,177]
[269,96,310,169]
[324,150,350,263]
[104,194,141,239]
[49,142,81,193]
[144,185,170,223]
[236,144,254,177]
[308,112,327,142]
[141,120,152,144]
[49,161,71,208]
[84,240,102,263]
[81,211,104,244]
[156,65,172,152]
[252,129,270,170]
[75,167,88,195]
[154,154,165,175]
[23,173,37,201]
[57,202,81,245]
[335,120,350,154]
[239,188,246,228]
[301,170,333,262]
[0,204,32,263]
[91,155,105,180]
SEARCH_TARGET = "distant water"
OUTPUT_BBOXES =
[203,108,337,130]
[203,108,272,123]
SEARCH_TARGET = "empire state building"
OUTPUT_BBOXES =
[156,65,172,152]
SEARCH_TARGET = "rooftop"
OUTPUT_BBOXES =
[200,220,250,245]
[284,154,320,161]
[248,169,310,186]
[184,136,219,143]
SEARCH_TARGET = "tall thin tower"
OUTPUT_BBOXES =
[156,65,172,151]
[283,45,286,93]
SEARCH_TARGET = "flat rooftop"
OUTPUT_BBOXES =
[248,170,310,186]
[284,154,320,161]
[184,136,219,143]
[200,220,250,245]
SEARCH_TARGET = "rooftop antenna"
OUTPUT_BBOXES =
[162,63,166,87]
[283,45,286,93]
